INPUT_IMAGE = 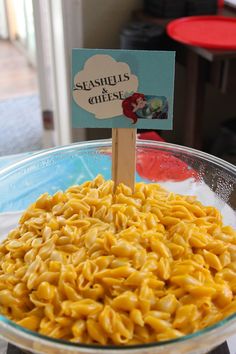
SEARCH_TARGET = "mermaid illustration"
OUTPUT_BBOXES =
[122,92,168,124]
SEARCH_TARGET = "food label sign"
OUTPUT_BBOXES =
[72,49,175,129]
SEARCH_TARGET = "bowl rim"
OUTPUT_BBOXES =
[0,139,235,351]
[0,139,235,178]
[0,312,236,351]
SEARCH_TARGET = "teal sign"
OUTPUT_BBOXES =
[72,49,175,129]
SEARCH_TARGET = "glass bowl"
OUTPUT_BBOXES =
[0,139,235,354]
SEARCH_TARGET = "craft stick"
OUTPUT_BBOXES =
[112,128,137,191]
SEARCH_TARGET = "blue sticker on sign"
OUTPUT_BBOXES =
[72,49,175,129]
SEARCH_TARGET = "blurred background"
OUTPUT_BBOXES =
[0,0,235,164]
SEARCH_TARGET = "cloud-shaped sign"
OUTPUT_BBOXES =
[73,54,139,119]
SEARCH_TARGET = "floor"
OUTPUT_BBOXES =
[0,40,47,155]
[0,94,43,156]
[0,40,38,101]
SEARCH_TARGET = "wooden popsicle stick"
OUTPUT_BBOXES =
[112,128,137,191]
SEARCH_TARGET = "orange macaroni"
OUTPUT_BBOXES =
[0,175,236,345]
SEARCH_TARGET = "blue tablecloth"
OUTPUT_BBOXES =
[0,149,114,212]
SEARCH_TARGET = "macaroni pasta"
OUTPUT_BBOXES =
[0,175,236,345]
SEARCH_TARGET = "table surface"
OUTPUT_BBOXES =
[187,6,236,62]
[135,6,236,62]
[135,5,236,149]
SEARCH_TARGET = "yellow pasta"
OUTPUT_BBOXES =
[0,175,236,345]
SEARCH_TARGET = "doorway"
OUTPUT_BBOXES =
[6,0,36,66]
[0,0,83,157]
[0,0,55,156]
